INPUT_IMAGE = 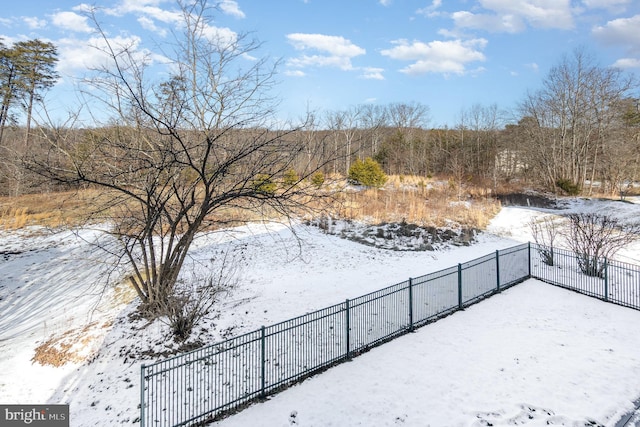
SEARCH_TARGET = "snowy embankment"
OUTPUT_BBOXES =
[0,197,639,426]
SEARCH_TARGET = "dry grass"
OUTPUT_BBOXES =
[0,189,104,230]
[32,321,112,367]
[335,175,501,229]
[31,274,140,367]
[0,175,502,231]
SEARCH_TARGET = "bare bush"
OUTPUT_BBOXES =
[163,249,241,342]
[564,213,640,277]
[529,215,562,266]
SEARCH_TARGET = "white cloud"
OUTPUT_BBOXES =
[23,17,47,30]
[593,14,640,68]
[452,10,526,33]
[379,0,392,6]
[72,3,96,13]
[200,23,238,47]
[219,0,246,19]
[417,0,443,17]
[137,7,182,24]
[285,69,306,77]
[380,38,487,76]
[103,2,236,44]
[360,67,385,80]
[525,62,539,72]
[484,0,574,28]
[50,11,93,33]
[452,0,575,33]
[105,1,183,26]
[582,0,631,13]
[55,34,168,77]
[288,34,365,58]
[286,33,365,71]
[0,35,19,46]
[137,16,167,37]
[287,54,355,70]
[612,58,640,69]
[592,15,640,48]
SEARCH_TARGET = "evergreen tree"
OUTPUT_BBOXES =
[0,39,22,144]
[348,157,388,188]
[14,39,59,145]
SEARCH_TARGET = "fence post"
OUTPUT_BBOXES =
[140,364,145,427]
[604,258,609,302]
[345,299,351,359]
[408,278,414,332]
[528,242,532,278]
[260,326,266,398]
[458,263,463,310]
[496,250,501,291]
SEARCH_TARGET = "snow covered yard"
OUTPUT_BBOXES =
[1,197,639,426]
[210,280,640,427]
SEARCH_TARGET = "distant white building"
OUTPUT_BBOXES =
[495,150,528,176]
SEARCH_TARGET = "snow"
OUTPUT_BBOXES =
[0,196,639,426]
[211,280,640,427]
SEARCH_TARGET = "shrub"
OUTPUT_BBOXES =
[564,213,640,277]
[348,157,388,188]
[529,215,561,266]
[310,171,325,188]
[555,178,580,196]
[283,169,299,186]
[252,174,277,194]
[165,254,238,341]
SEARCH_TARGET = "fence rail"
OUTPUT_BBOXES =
[140,242,640,427]
[530,243,640,310]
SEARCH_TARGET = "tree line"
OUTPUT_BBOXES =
[1,46,637,198]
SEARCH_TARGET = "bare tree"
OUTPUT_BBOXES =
[597,97,640,197]
[564,213,639,277]
[28,1,342,333]
[387,101,430,176]
[518,48,636,193]
[358,103,387,159]
[324,106,362,175]
[529,215,562,266]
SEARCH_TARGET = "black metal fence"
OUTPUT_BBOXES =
[530,243,640,310]
[140,242,640,426]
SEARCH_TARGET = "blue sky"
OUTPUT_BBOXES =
[1,0,639,127]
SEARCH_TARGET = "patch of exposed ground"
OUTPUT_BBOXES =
[310,218,478,251]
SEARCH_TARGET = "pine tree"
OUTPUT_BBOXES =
[14,39,59,145]
[0,39,59,145]
[348,157,388,188]
[0,39,22,144]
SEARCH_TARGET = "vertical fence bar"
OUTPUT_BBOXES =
[604,258,609,302]
[345,299,350,359]
[458,263,463,310]
[140,364,145,427]
[528,242,531,278]
[496,250,501,291]
[408,278,414,332]
[260,326,266,398]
